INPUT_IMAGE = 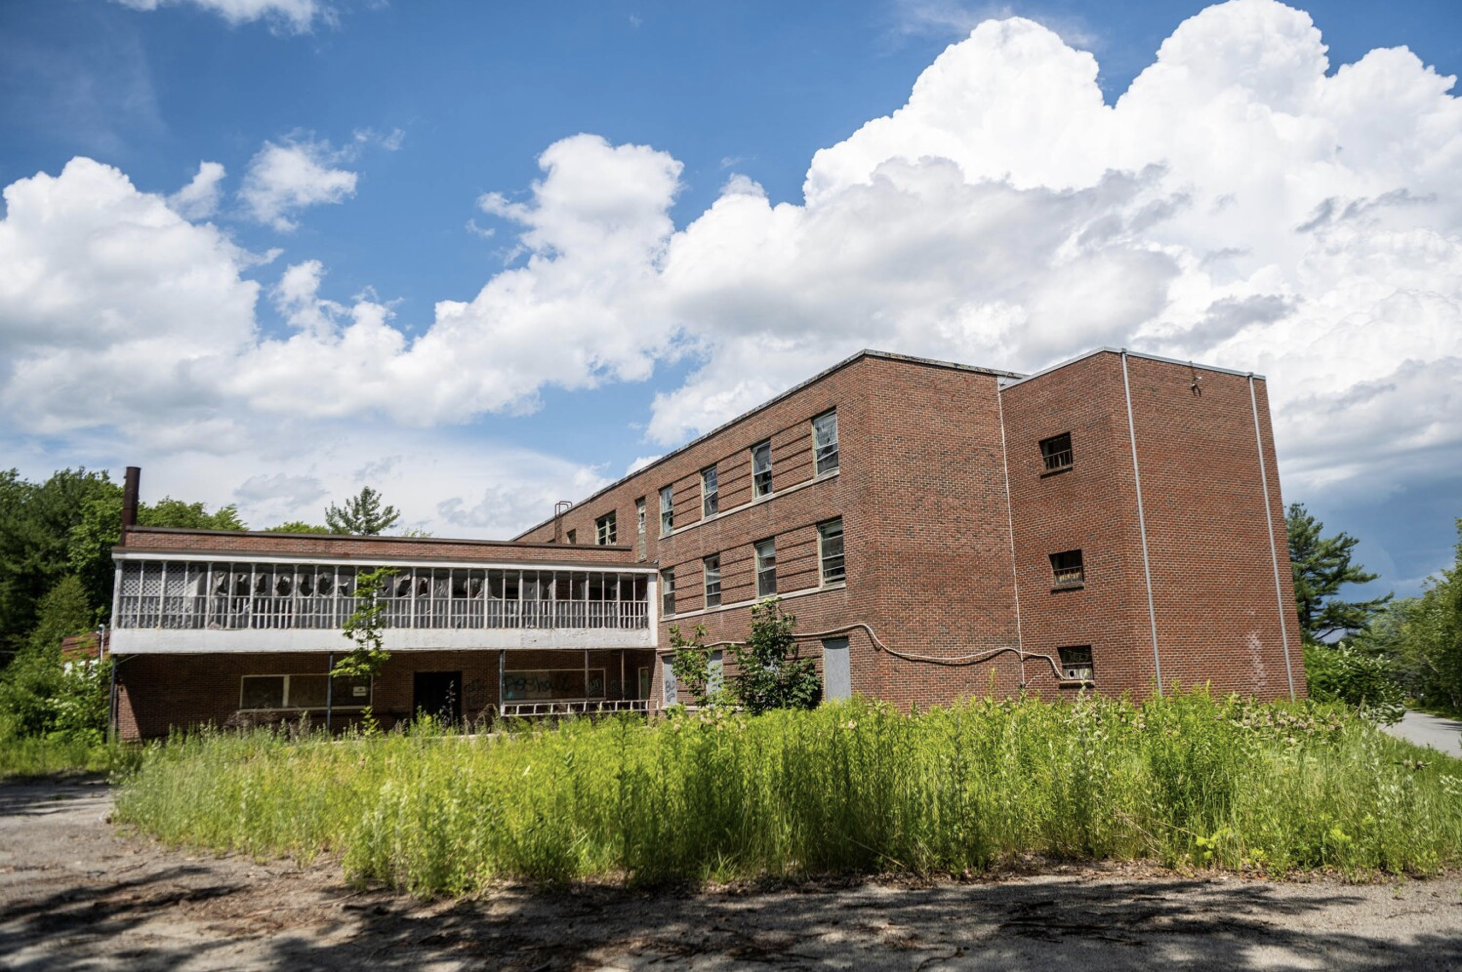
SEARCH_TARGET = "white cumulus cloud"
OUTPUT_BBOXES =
[239,137,358,231]
[3,0,1460,534]
[113,0,334,34]
[166,160,227,219]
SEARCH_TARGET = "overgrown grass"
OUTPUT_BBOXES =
[113,690,1462,894]
[0,733,143,779]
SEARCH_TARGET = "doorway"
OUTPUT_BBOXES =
[413,671,462,725]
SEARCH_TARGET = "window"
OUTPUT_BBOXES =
[566,529,577,545]
[1040,432,1073,473]
[636,497,646,537]
[239,674,371,710]
[660,484,674,534]
[818,518,846,585]
[503,668,605,700]
[703,554,722,608]
[1050,550,1085,587]
[701,465,719,517]
[813,410,839,475]
[1058,646,1094,682]
[755,538,777,597]
[752,440,772,497]
[662,568,675,616]
[595,510,617,545]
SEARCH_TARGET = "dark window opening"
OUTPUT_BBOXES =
[1040,432,1074,472]
[752,441,773,497]
[1050,549,1085,587]
[1058,646,1094,682]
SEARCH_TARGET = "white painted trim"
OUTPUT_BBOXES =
[661,582,845,626]
[112,551,656,573]
[110,626,655,655]
[1250,375,1296,701]
[1121,351,1164,694]
[1000,347,1264,390]
[660,469,840,541]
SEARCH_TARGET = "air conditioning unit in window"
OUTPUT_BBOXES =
[1063,665,1093,682]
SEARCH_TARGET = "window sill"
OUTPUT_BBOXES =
[819,581,847,592]
[1051,582,1085,592]
[1040,465,1073,478]
[1058,680,1094,689]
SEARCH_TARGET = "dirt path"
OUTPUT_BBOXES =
[2,776,1461,971]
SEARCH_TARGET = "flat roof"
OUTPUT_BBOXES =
[512,348,1024,540]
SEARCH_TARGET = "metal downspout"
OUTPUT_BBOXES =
[995,379,1026,686]
[1249,375,1296,700]
[1121,351,1163,695]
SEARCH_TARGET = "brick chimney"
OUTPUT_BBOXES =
[120,466,140,545]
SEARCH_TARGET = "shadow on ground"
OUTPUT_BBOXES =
[3,777,1460,971]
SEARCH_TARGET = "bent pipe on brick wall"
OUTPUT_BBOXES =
[676,621,1063,683]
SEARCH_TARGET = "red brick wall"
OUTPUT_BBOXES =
[1002,351,1302,702]
[117,527,638,567]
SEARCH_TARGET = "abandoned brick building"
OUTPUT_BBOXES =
[110,348,1302,740]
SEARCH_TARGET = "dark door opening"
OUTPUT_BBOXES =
[413,671,462,725]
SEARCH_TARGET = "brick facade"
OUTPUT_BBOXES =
[112,348,1303,739]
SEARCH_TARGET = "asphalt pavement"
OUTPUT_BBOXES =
[1383,708,1462,759]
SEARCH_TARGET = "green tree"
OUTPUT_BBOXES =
[66,491,246,621]
[333,567,398,680]
[1286,502,1391,643]
[728,600,822,715]
[1370,521,1462,712]
[265,521,331,534]
[325,487,400,536]
[0,468,116,661]
[0,575,96,737]
[667,623,717,708]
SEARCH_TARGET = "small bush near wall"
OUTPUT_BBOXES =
[114,690,1462,894]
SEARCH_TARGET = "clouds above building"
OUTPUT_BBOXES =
[2,0,1458,542]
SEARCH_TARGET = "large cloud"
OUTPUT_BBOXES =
[3,0,1460,534]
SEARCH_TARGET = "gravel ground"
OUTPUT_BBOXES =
[2,776,1461,971]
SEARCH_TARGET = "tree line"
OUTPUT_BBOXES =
[1288,503,1462,719]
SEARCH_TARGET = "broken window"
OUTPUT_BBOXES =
[595,510,617,545]
[703,553,722,609]
[661,568,675,616]
[239,674,371,710]
[660,484,674,534]
[701,465,719,517]
[566,528,577,545]
[1058,646,1094,682]
[752,440,773,497]
[1050,550,1085,587]
[1040,432,1073,473]
[813,410,839,475]
[756,538,777,597]
[818,518,845,585]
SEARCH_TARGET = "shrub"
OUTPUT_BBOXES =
[1304,641,1406,724]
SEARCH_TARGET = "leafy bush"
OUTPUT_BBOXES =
[728,599,821,714]
[1304,641,1406,724]
[114,689,1462,893]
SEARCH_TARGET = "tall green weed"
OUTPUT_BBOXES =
[113,690,1462,894]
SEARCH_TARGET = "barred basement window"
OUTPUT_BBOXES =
[1040,432,1073,472]
[755,538,777,597]
[701,465,719,517]
[752,440,773,497]
[660,484,675,534]
[1050,549,1085,587]
[1058,646,1094,682]
[818,518,845,584]
[703,554,722,608]
[813,410,839,475]
[595,510,617,545]
[662,568,676,616]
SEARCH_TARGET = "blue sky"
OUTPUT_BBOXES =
[2,0,1459,600]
